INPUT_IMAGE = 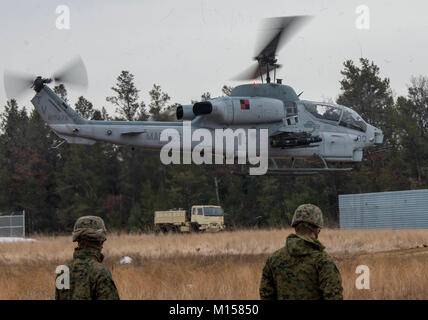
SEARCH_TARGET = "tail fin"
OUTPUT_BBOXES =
[31,85,86,125]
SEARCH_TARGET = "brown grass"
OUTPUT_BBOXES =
[0,228,427,300]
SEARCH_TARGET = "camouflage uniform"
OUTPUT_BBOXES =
[259,204,343,300]
[55,216,120,300]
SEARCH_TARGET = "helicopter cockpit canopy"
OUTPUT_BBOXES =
[339,107,367,132]
[303,102,342,122]
[303,101,367,132]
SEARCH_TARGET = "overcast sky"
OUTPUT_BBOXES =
[1,0,428,115]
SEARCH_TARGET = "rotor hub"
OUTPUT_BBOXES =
[32,77,52,93]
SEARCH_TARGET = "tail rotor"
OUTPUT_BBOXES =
[3,55,88,100]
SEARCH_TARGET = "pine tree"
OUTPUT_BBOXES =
[221,85,234,96]
[74,96,94,119]
[106,71,144,121]
[148,84,171,120]
[53,84,68,102]
[336,58,393,129]
[394,76,428,187]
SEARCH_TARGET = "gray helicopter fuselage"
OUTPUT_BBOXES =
[31,83,383,163]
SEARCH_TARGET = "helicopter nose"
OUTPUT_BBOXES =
[369,128,383,145]
[374,130,383,144]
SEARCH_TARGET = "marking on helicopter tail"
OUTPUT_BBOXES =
[240,99,250,110]
[48,99,63,113]
[146,131,160,140]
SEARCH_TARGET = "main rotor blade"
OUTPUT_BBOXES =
[52,55,88,90]
[3,70,35,100]
[232,63,282,81]
[254,15,312,60]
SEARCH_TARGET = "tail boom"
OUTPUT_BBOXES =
[31,85,86,126]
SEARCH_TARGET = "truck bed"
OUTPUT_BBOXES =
[154,210,187,225]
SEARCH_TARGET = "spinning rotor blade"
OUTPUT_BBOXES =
[254,15,312,60]
[3,55,89,100]
[232,63,282,81]
[232,16,312,81]
[3,70,35,100]
[52,55,88,91]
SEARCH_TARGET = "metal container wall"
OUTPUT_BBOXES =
[339,189,428,229]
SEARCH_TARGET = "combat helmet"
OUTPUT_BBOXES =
[72,216,107,242]
[291,204,324,228]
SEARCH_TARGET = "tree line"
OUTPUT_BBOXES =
[0,58,426,234]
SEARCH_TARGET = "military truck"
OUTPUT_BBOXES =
[154,205,225,233]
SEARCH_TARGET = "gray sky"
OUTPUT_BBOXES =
[1,0,428,115]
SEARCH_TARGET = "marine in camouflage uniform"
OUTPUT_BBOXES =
[55,216,120,300]
[259,204,343,300]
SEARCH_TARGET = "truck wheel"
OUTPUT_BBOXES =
[191,223,199,232]
[161,226,168,234]
[165,225,178,233]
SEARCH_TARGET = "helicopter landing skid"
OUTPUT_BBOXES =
[266,156,353,176]
[230,155,353,176]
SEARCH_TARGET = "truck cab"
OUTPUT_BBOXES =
[190,205,225,232]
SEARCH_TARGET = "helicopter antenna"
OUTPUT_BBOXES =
[266,63,270,83]
[274,62,277,83]
[258,64,264,83]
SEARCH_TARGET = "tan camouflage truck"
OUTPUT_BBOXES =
[154,205,225,233]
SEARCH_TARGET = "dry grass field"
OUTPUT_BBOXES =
[0,228,427,300]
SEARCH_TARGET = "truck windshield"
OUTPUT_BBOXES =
[204,207,223,216]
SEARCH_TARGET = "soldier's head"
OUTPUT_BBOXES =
[72,216,107,250]
[291,204,324,240]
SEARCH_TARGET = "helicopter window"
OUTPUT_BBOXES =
[284,101,297,115]
[304,103,342,122]
[339,110,367,132]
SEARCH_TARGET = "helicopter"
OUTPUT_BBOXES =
[3,16,383,176]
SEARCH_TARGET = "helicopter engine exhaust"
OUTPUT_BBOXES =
[193,101,213,115]
[179,98,286,124]
[176,104,196,120]
[176,102,213,120]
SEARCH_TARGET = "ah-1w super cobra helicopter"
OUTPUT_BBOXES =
[4,16,383,175]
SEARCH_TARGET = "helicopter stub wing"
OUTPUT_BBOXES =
[120,129,147,136]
